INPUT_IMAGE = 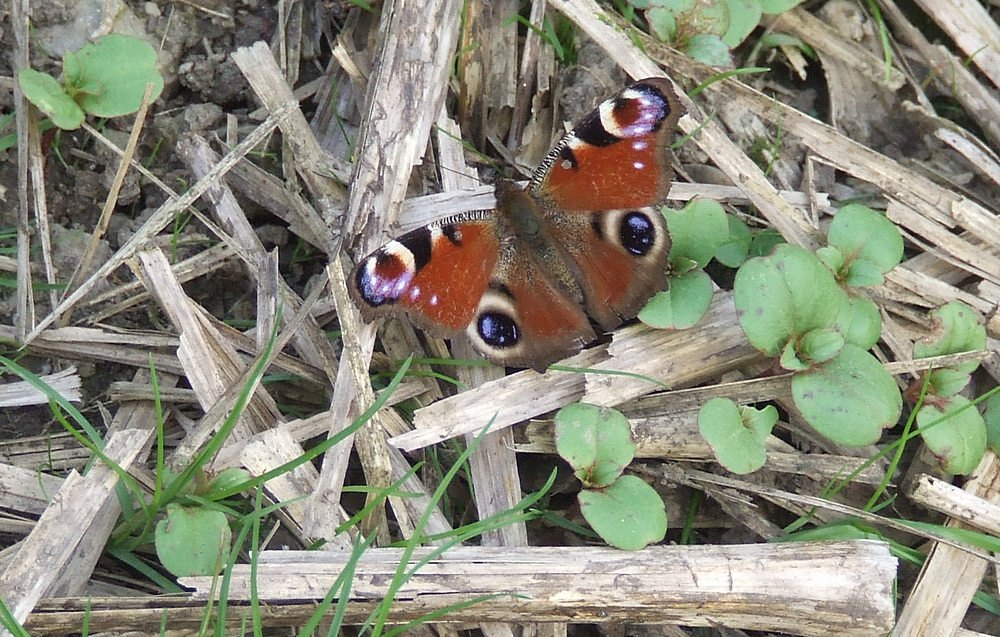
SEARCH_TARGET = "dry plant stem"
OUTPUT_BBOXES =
[233,4,463,542]
[879,0,1000,149]
[162,260,326,468]
[907,473,1000,536]
[51,368,174,597]
[60,83,155,326]
[0,464,63,518]
[506,0,547,150]
[771,8,905,89]
[21,101,298,345]
[0,367,81,407]
[549,0,821,250]
[521,419,887,486]
[230,41,395,543]
[911,0,1000,90]
[11,0,33,339]
[178,135,340,382]
[177,542,896,636]
[896,452,1000,633]
[393,291,757,452]
[0,429,154,628]
[135,248,282,447]
[393,182,827,236]
[659,464,1000,564]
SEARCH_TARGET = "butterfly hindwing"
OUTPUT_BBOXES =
[546,206,671,331]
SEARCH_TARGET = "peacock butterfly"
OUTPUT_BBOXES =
[348,77,684,371]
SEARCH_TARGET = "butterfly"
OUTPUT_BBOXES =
[348,77,684,371]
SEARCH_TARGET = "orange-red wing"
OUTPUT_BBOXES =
[349,217,499,337]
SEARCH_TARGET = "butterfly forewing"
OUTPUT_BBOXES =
[531,78,682,212]
[349,214,499,337]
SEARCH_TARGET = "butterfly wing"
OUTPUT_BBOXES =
[349,210,596,370]
[349,213,499,338]
[531,77,683,212]
[464,234,597,371]
[532,78,682,329]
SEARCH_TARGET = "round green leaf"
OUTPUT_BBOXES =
[927,368,971,398]
[647,6,679,41]
[17,68,85,130]
[722,0,763,47]
[685,33,733,67]
[714,214,752,267]
[74,34,164,118]
[760,0,806,14]
[578,475,667,550]
[638,269,714,330]
[155,504,231,577]
[913,302,986,375]
[835,294,882,350]
[687,0,730,37]
[815,245,844,275]
[208,467,251,494]
[798,328,844,365]
[779,338,809,372]
[699,397,775,474]
[666,199,730,268]
[984,392,1000,455]
[826,204,904,279]
[734,243,846,356]
[791,344,901,446]
[916,396,987,475]
[844,259,886,287]
[748,228,785,257]
[555,403,634,488]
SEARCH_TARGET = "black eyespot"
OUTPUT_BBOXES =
[477,311,520,349]
[620,211,656,256]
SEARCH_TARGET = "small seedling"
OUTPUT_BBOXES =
[906,301,988,474]
[728,204,905,452]
[699,397,776,474]
[18,34,164,130]
[627,0,807,66]
[555,403,666,550]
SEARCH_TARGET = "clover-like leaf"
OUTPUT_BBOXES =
[984,392,1000,455]
[666,199,730,268]
[722,0,763,47]
[17,68,85,130]
[699,397,776,474]
[638,269,714,330]
[155,504,231,577]
[685,33,733,67]
[916,395,987,476]
[913,302,986,375]
[826,204,903,287]
[792,344,901,446]
[835,293,882,350]
[73,34,164,118]
[715,213,752,267]
[734,243,846,356]
[555,403,634,488]
[578,475,667,550]
[798,328,845,365]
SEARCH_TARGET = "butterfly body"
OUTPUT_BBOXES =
[349,78,684,371]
